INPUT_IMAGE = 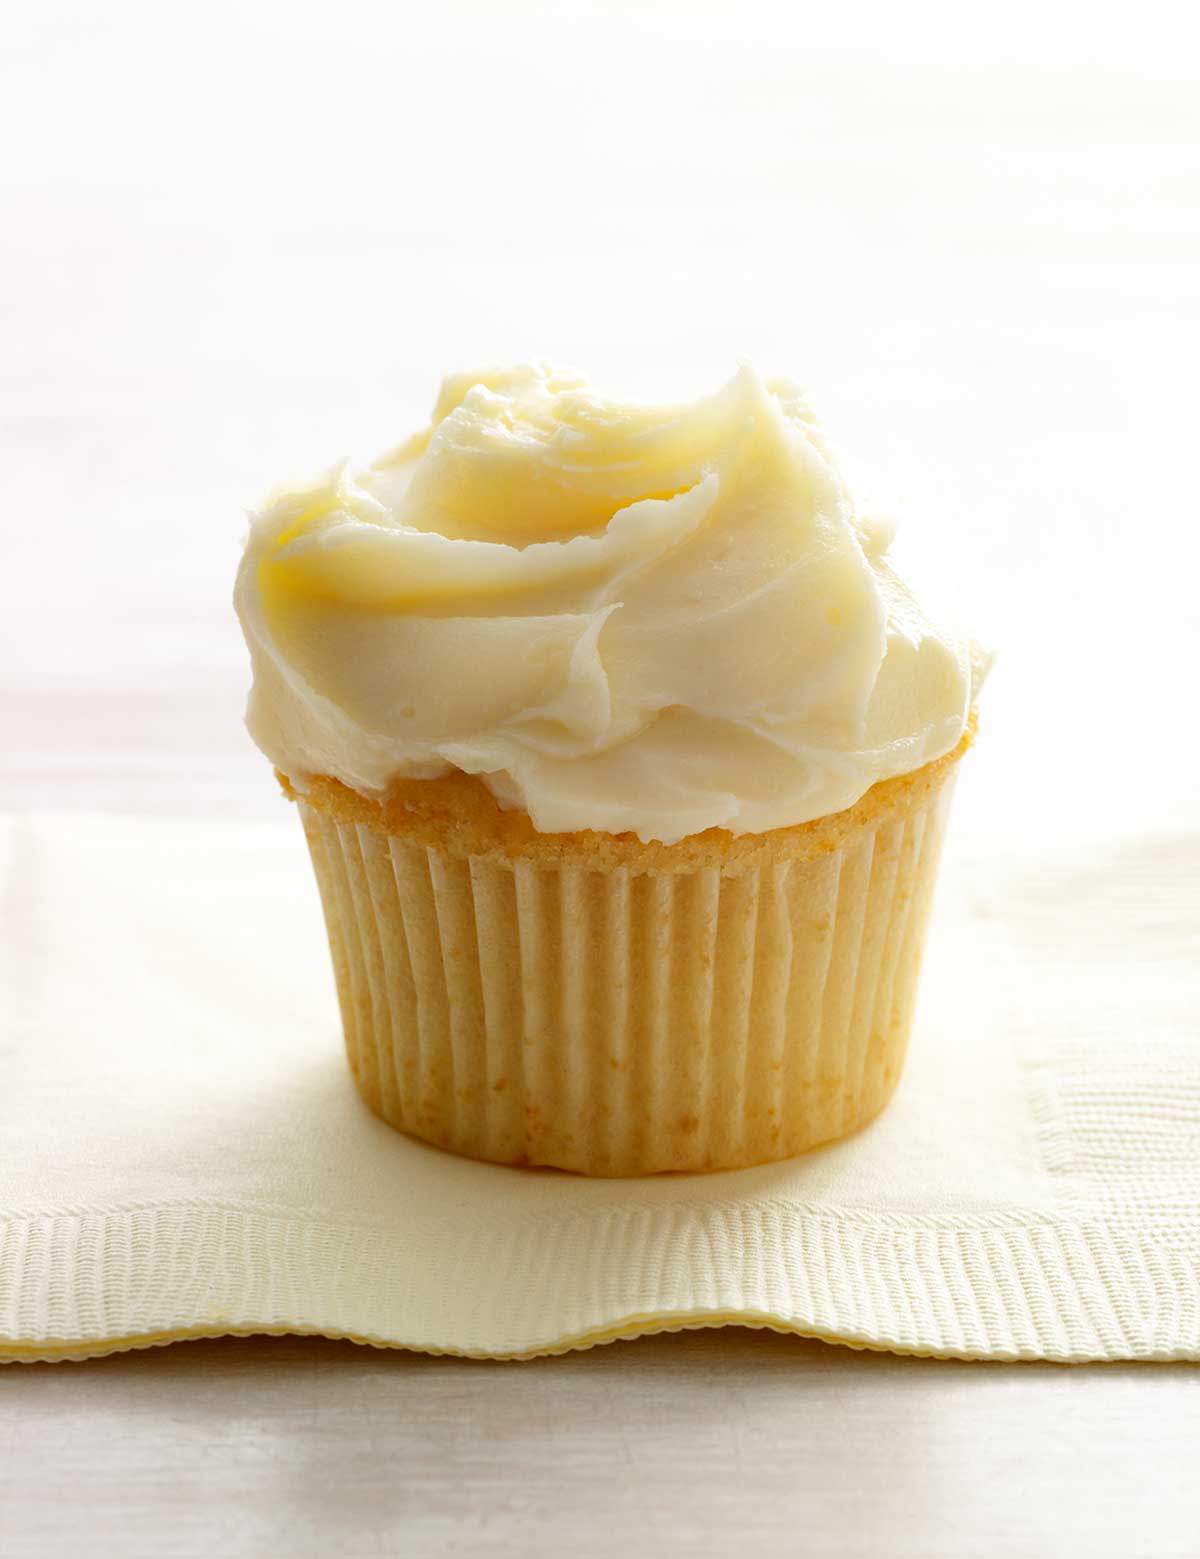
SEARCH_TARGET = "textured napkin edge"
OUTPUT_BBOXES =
[3,1200,1197,1364]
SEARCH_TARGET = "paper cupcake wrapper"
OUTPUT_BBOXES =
[296,765,957,1176]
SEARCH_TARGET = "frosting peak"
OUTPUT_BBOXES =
[236,363,977,844]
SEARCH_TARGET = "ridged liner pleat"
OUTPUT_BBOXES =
[298,772,957,1176]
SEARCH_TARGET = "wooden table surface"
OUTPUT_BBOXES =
[4,4,1199,1555]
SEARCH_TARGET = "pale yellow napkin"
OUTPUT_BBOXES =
[2,813,1197,1363]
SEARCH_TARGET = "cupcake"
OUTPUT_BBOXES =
[235,363,984,1175]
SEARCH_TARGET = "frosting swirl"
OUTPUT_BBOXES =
[236,363,978,844]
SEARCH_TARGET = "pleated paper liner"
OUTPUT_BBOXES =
[292,734,968,1176]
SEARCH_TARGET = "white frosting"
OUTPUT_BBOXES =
[236,363,980,845]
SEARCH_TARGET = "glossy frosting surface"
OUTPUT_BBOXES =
[236,364,977,843]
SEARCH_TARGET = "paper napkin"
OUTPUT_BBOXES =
[2,813,1197,1363]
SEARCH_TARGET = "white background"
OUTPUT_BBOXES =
[3,8,1199,1557]
[4,0,1199,846]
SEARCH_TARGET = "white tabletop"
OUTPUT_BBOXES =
[3,4,1198,1554]
[4,1329,1200,1559]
